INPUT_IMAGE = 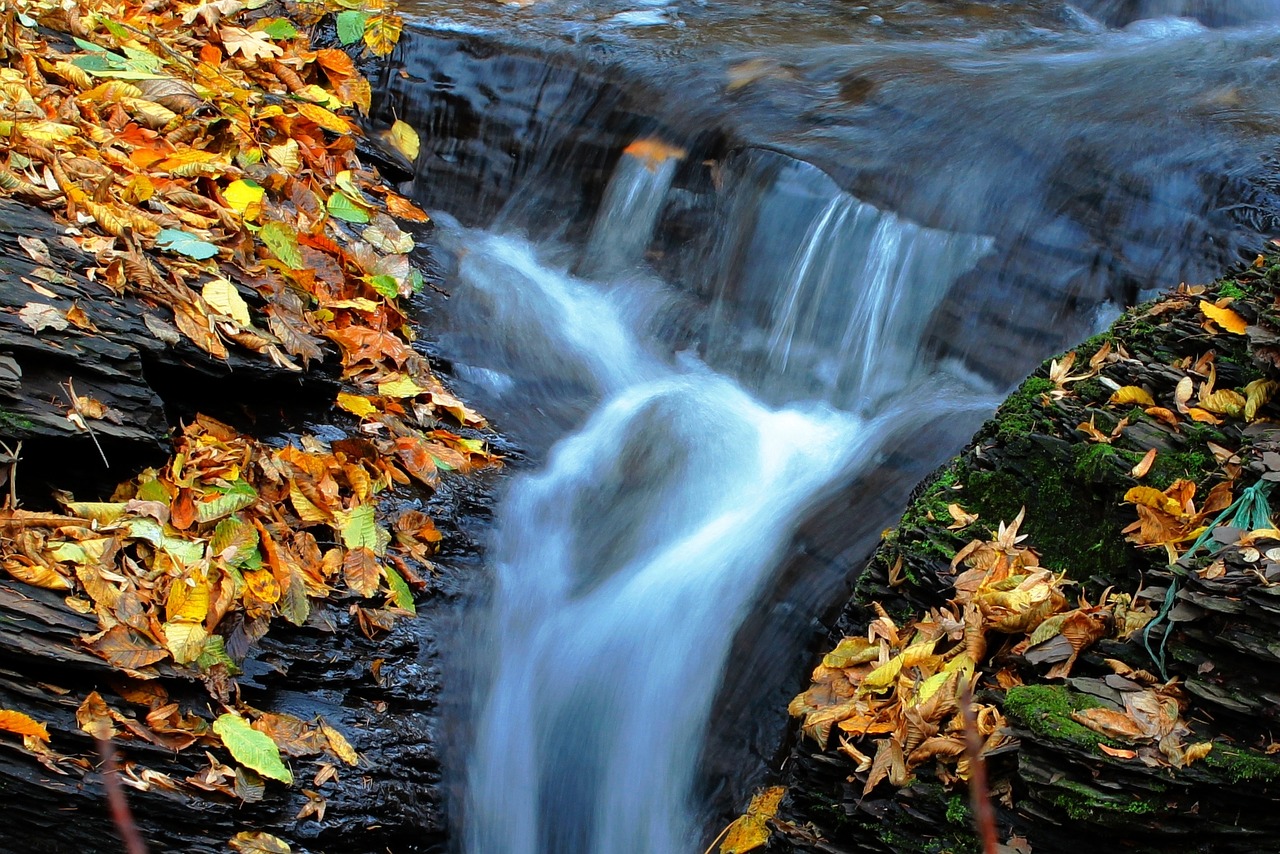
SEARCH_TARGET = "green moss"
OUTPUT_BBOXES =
[1004,685,1105,748]
[964,446,1131,580]
[1203,746,1280,784]
[1049,778,1161,821]
[1074,378,1110,405]
[945,795,971,826]
[1117,447,1215,491]
[0,408,34,433]
[991,377,1056,442]
[1073,443,1120,483]
[1218,281,1247,300]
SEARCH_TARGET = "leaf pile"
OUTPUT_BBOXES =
[790,509,1176,795]
[0,0,479,438]
[2,413,475,675]
[0,0,500,833]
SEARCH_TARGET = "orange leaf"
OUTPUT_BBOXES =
[1099,743,1138,759]
[385,193,430,223]
[0,709,49,743]
[623,138,687,173]
[1130,448,1157,479]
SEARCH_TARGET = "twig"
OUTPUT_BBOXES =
[961,681,1000,854]
[60,379,109,468]
[700,821,731,854]
[96,737,148,854]
[0,438,21,508]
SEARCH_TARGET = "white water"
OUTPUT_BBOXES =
[453,149,997,853]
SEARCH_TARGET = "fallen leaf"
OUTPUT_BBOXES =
[18,303,68,334]
[1199,300,1248,334]
[213,713,293,784]
[1131,448,1157,479]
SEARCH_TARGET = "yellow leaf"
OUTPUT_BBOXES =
[1245,379,1279,421]
[122,174,155,203]
[229,831,291,854]
[296,101,351,134]
[1124,486,1182,517]
[336,393,379,419]
[720,787,785,854]
[166,577,210,623]
[319,719,358,766]
[378,376,426,398]
[163,618,208,665]
[1199,300,1248,334]
[0,709,49,743]
[202,278,253,327]
[1109,386,1155,407]
[381,119,420,162]
[1199,389,1246,418]
[363,13,403,57]
[223,179,265,218]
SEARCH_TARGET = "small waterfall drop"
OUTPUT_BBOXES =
[455,147,996,854]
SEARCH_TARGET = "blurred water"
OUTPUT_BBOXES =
[380,1,1280,851]
[449,151,997,852]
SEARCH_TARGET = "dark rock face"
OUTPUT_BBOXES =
[0,200,341,503]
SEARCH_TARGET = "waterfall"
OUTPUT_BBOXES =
[454,148,995,853]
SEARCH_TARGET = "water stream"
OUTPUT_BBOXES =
[383,1,1280,851]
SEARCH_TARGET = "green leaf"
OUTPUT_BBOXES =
[337,504,386,555]
[336,10,368,45]
[212,714,293,784]
[256,18,299,39]
[196,480,258,523]
[156,228,219,260]
[260,221,303,269]
[326,192,370,224]
[368,275,398,300]
[383,565,415,615]
[196,635,241,673]
[211,515,259,566]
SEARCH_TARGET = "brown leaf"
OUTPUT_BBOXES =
[343,546,380,598]
[1071,708,1146,741]
[1130,448,1157,479]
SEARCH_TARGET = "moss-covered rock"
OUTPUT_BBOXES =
[766,256,1280,854]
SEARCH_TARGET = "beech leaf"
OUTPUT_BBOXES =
[213,713,293,783]
[327,192,370,224]
[0,709,50,743]
[203,278,253,327]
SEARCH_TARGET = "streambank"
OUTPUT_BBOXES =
[766,256,1280,853]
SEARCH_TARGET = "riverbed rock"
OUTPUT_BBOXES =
[765,259,1280,853]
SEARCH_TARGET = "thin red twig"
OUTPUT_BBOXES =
[96,737,148,854]
[961,682,1000,854]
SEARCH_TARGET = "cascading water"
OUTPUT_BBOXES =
[444,151,998,853]
[372,1,1280,851]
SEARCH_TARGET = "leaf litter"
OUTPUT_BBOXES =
[0,0,495,844]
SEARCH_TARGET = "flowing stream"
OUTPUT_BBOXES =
[382,1,1280,851]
